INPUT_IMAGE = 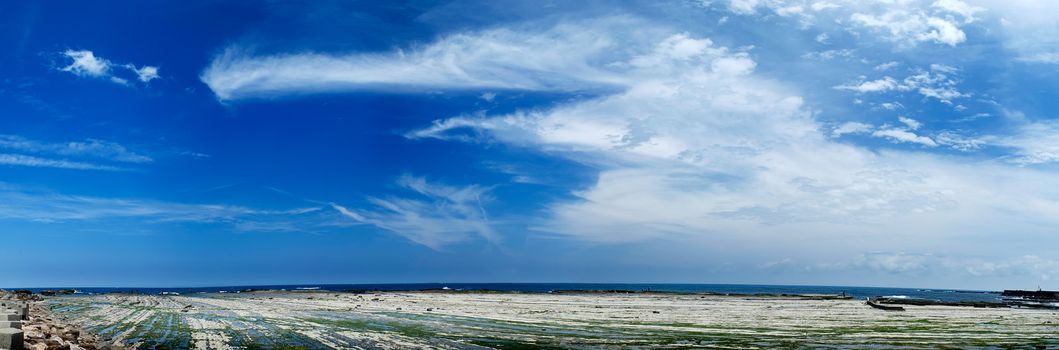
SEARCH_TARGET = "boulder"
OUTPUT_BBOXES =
[23,329,44,339]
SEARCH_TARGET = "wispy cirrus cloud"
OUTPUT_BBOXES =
[331,175,496,249]
[0,135,151,171]
[59,50,160,85]
[872,127,937,147]
[199,18,654,100]
[0,135,152,163]
[989,120,1059,165]
[0,184,323,230]
[0,154,126,171]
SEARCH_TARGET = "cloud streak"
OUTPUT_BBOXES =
[0,154,126,171]
[0,135,152,163]
[200,18,660,100]
[0,135,152,171]
[0,184,322,226]
[331,175,496,249]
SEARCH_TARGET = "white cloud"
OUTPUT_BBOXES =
[0,135,152,164]
[835,65,967,104]
[831,121,873,137]
[879,102,903,110]
[872,127,937,146]
[833,117,947,147]
[968,0,1059,64]
[991,121,1059,165]
[708,0,976,47]
[801,49,855,60]
[331,175,496,249]
[403,19,1059,253]
[1018,52,1059,64]
[874,61,900,71]
[58,50,159,85]
[935,131,985,151]
[959,255,1059,280]
[127,64,160,82]
[830,253,1059,281]
[0,184,321,225]
[933,0,983,22]
[921,16,967,46]
[200,18,651,100]
[727,0,762,14]
[905,65,967,103]
[61,50,110,77]
[898,116,922,130]
[0,154,125,171]
[850,11,966,46]
[856,252,931,273]
[409,23,985,243]
[221,16,1059,279]
[835,76,899,92]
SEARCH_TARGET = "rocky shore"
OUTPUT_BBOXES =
[35,290,1059,349]
[0,291,124,350]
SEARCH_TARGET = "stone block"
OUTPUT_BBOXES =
[0,321,20,329]
[0,327,23,350]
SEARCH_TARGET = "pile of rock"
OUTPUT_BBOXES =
[0,292,124,350]
[21,303,127,350]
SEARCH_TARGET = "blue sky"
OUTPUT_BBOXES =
[3,0,1059,290]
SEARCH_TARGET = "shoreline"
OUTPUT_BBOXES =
[38,290,1059,349]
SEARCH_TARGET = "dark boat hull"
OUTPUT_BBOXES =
[866,299,905,311]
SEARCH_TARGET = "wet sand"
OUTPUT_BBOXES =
[46,291,1059,349]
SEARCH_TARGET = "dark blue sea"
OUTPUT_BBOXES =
[14,283,1003,303]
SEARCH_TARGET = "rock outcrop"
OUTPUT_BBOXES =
[1,291,125,350]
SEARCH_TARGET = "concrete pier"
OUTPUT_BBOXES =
[0,312,19,322]
[0,305,25,322]
[0,327,23,350]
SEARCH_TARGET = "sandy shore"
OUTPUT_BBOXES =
[45,291,1059,349]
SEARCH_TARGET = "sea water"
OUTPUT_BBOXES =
[15,283,1001,303]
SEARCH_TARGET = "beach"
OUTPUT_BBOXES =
[40,291,1059,349]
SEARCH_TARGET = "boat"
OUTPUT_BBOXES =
[866,298,905,311]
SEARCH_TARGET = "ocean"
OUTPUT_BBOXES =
[14,283,1003,303]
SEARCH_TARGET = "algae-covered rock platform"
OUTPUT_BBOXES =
[47,291,1059,349]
